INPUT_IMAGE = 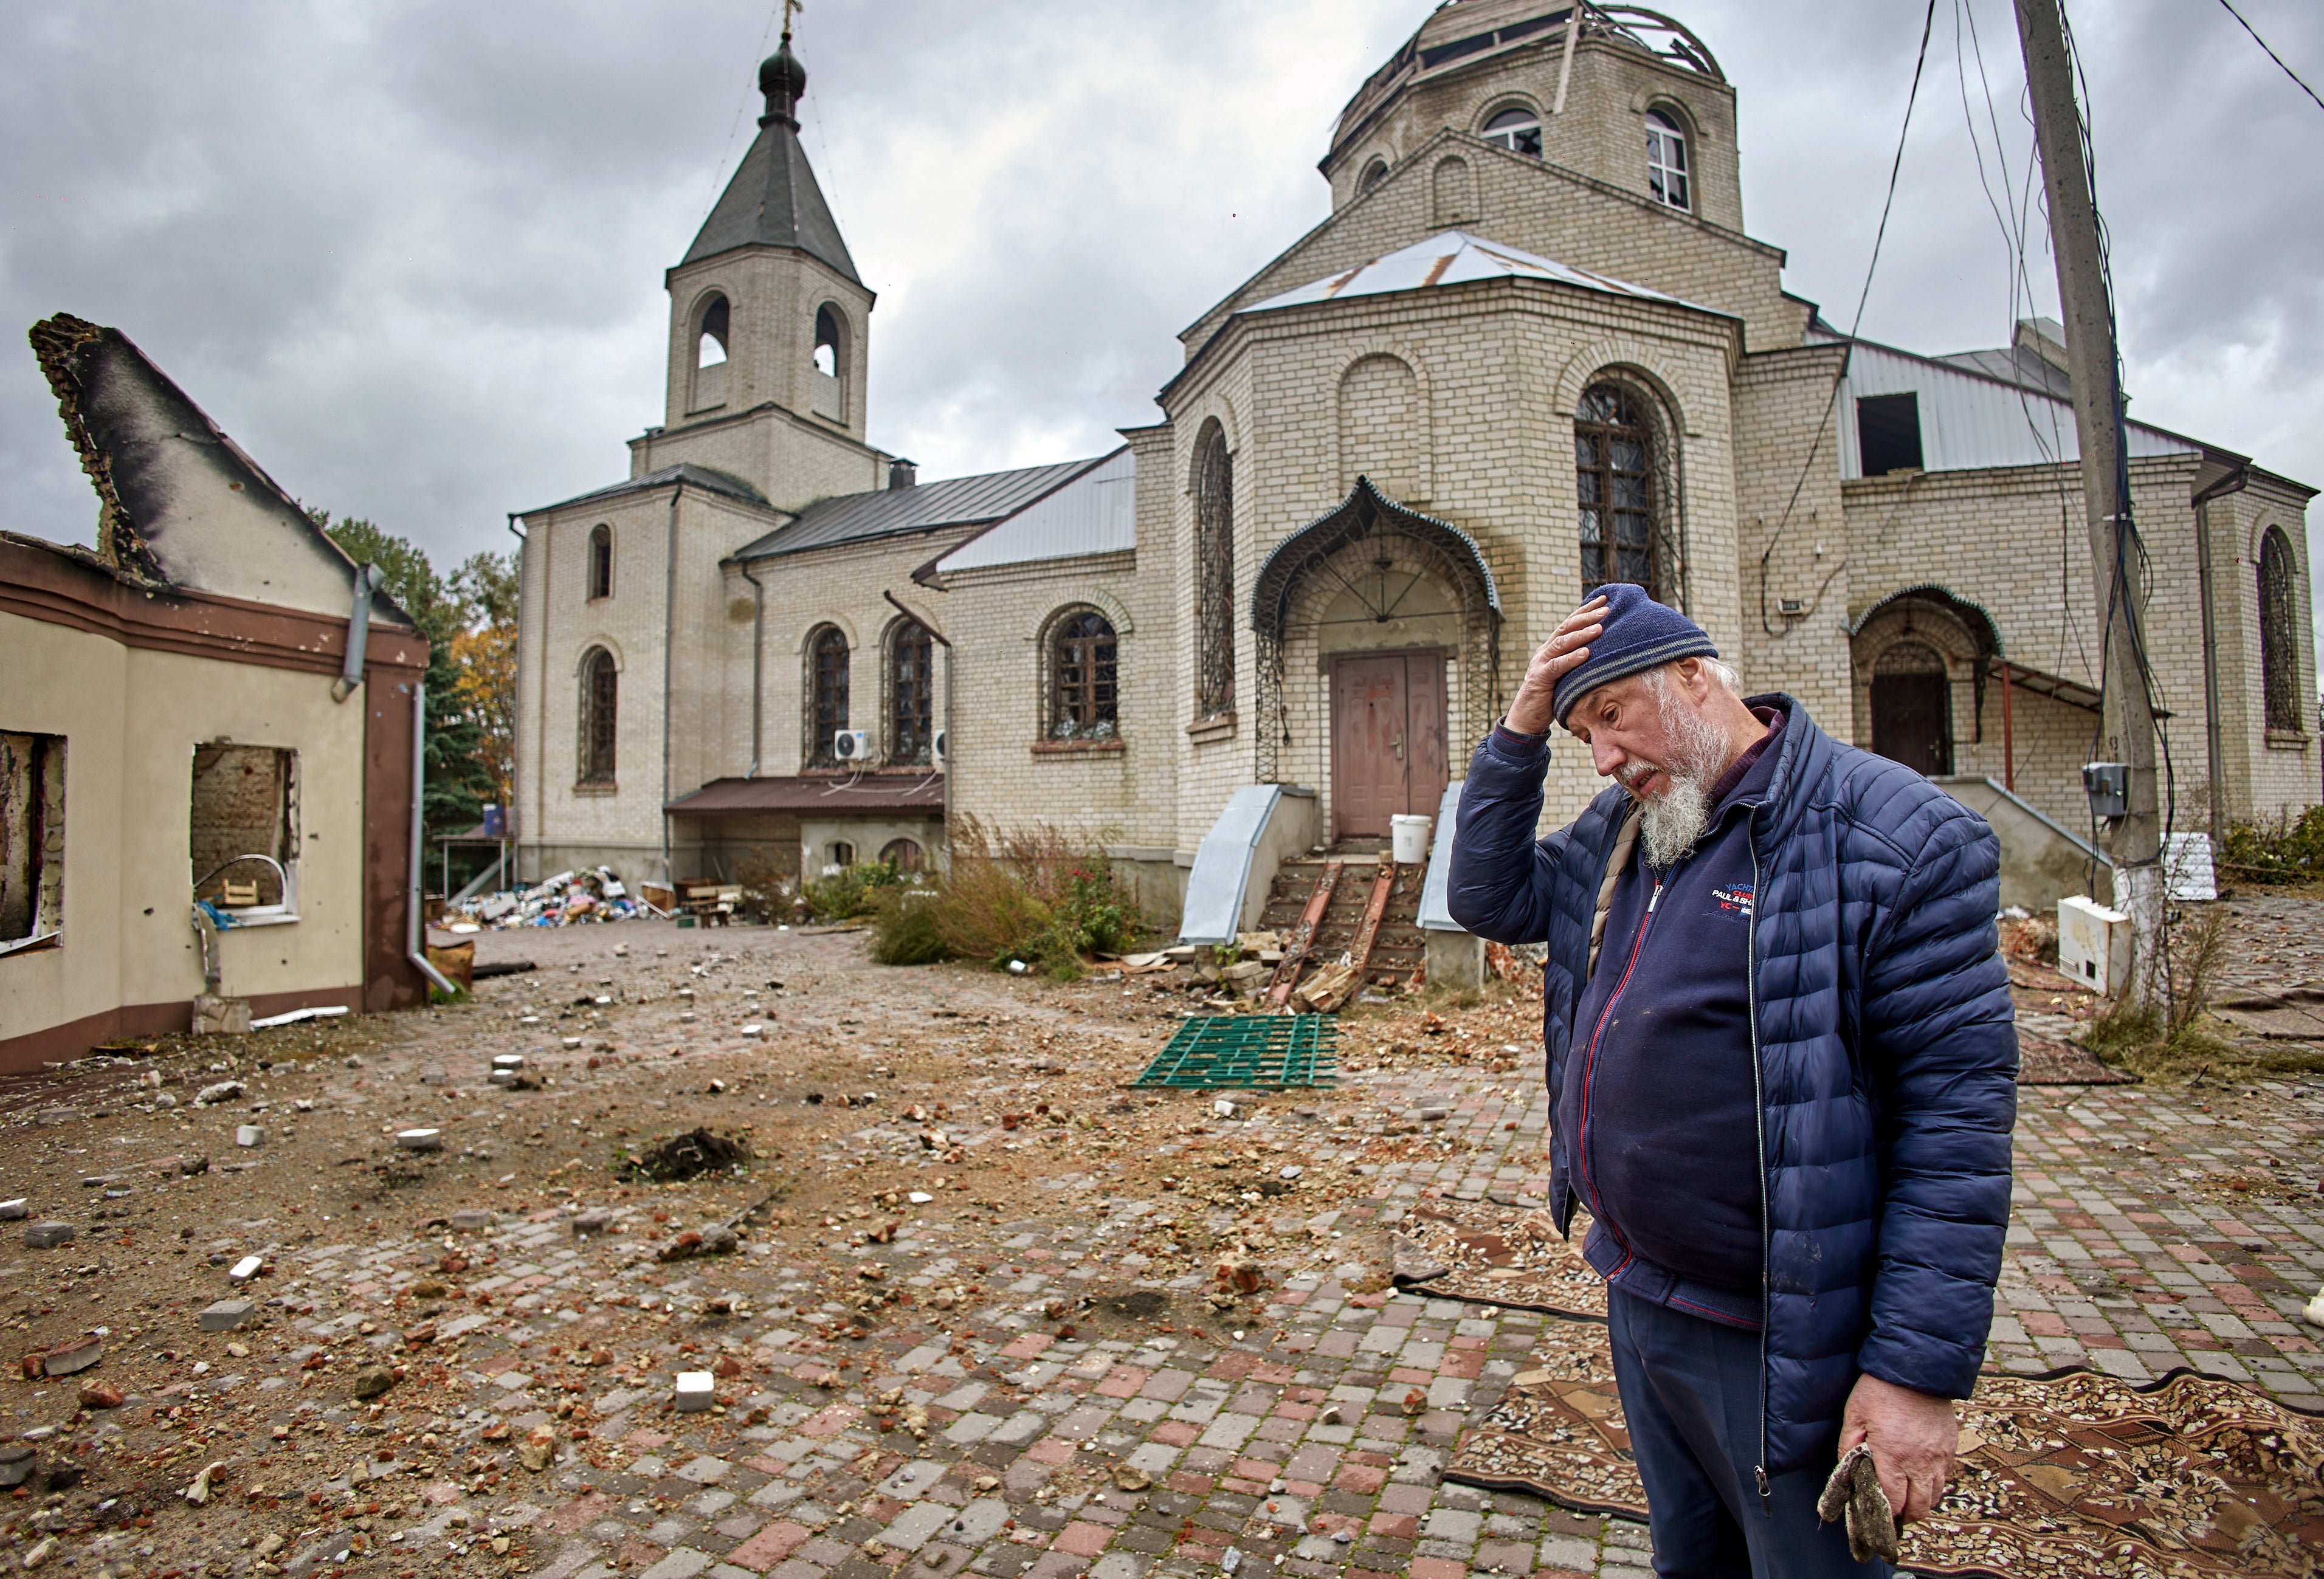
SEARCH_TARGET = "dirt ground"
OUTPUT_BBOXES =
[1,899,2316,1579]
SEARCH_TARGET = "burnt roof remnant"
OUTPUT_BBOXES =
[681,31,860,284]
[26,312,396,619]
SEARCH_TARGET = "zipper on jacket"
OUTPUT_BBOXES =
[1574,875,1663,1275]
[1747,841,1772,1515]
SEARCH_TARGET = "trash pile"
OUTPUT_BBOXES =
[449,866,661,929]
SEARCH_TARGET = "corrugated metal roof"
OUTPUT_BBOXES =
[523,463,770,518]
[934,447,1135,573]
[1243,230,1722,318]
[734,458,1100,560]
[1838,339,2200,479]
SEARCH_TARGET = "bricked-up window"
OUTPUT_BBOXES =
[579,647,618,783]
[1576,384,1663,599]
[0,731,66,952]
[889,620,935,766]
[1647,109,1689,211]
[1857,393,1924,475]
[587,523,613,601]
[1050,610,1119,739]
[1481,106,1542,157]
[808,625,850,766]
[1193,421,1236,717]
[2260,527,2302,732]
[190,744,295,912]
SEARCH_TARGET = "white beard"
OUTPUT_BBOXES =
[1625,672,1736,869]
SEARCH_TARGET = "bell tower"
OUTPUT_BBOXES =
[646,27,881,507]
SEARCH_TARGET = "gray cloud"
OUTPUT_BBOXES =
[6,0,2319,644]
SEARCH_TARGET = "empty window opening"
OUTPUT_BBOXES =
[698,297,730,368]
[0,731,65,952]
[880,838,925,873]
[1575,383,1665,599]
[1481,106,1542,157]
[809,625,850,766]
[587,523,613,600]
[828,841,856,871]
[1193,421,1236,717]
[814,305,844,379]
[1050,610,1119,740]
[1647,109,1689,210]
[1358,158,1390,194]
[580,647,618,783]
[1857,393,1924,475]
[190,744,296,915]
[889,620,936,766]
[2259,526,2302,732]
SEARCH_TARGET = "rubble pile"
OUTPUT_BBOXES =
[451,867,655,931]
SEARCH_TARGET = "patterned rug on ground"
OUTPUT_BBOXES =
[1447,1319,2324,1577]
[1388,1198,1606,1319]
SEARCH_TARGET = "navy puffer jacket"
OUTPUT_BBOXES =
[1447,695,2016,1477]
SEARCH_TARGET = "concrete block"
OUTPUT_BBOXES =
[675,1371,715,1412]
[0,1445,34,1488]
[191,994,252,1036]
[199,1299,257,1332]
[24,1221,74,1249]
[492,1054,525,1070]
[43,1337,102,1376]
[450,1210,497,1231]
[396,1129,444,1151]
[0,1200,27,1220]
[235,1125,265,1149]
[230,1255,263,1282]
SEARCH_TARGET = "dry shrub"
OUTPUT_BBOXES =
[917,815,1149,978]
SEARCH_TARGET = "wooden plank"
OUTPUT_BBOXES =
[1310,862,1398,1012]
[1264,861,1343,1008]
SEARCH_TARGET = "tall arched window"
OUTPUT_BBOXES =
[889,619,935,765]
[1481,106,1542,157]
[808,625,850,766]
[1575,383,1664,599]
[587,523,613,601]
[1193,421,1235,717]
[2260,526,2302,732]
[692,294,730,410]
[1646,109,1690,210]
[579,648,618,784]
[1050,610,1119,739]
[814,304,844,378]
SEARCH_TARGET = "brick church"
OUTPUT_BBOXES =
[509,1,2315,935]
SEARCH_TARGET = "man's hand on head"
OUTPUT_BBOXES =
[1504,596,1608,735]
[1838,1372,1958,1524]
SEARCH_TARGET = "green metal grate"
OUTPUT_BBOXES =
[1132,1014,1339,1089]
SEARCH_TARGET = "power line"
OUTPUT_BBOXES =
[2215,0,2324,113]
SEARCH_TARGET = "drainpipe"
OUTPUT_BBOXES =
[2193,466,2250,848]
[739,558,767,777]
[661,483,683,887]
[332,563,385,703]
[407,680,457,996]
[505,514,526,879]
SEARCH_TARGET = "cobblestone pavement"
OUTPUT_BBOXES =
[5,906,2320,1579]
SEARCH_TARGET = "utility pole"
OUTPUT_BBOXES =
[2014,0,2162,999]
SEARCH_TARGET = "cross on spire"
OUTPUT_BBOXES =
[782,0,804,41]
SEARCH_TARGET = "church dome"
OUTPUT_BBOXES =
[759,37,808,124]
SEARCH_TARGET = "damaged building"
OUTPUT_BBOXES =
[0,314,434,1071]
[509,3,2315,964]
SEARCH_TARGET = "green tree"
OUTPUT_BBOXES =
[314,511,495,845]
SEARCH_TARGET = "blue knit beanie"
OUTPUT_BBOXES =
[1551,583,1720,727]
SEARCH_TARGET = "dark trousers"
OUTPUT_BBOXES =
[1607,1287,1888,1579]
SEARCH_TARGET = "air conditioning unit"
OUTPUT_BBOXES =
[833,729,875,763]
[933,729,948,765]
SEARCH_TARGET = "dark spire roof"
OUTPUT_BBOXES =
[680,33,860,283]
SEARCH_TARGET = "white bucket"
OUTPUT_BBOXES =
[1390,813,1433,865]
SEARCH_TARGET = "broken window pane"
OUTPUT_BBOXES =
[1574,382,1666,600]
[1050,610,1119,739]
[809,625,850,766]
[190,744,294,911]
[0,731,65,949]
[1647,109,1689,211]
[889,620,934,766]
[1482,106,1542,158]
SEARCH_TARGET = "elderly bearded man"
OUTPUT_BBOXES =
[1447,586,2016,1578]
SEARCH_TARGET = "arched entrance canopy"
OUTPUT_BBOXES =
[1849,583,2006,748]
[1248,475,1503,783]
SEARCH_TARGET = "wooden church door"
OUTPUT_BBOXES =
[1330,651,1447,841]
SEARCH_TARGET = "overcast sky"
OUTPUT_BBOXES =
[7,0,2320,646]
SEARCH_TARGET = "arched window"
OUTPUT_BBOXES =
[828,841,855,870]
[889,619,935,765]
[1050,610,1119,739]
[808,625,850,766]
[1193,421,1236,717]
[880,838,925,873]
[698,297,730,368]
[1646,109,1690,210]
[587,523,612,601]
[1358,158,1390,194]
[579,648,618,784]
[2260,526,2302,732]
[813,304,844,378]
[1575,383,1664,599]
[1481,106,1542,157]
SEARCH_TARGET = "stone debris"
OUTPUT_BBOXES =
[674,1370,715,1412]
[0,1445,35,1488]
[233,1125,264,1148]
[182,1460,226,1505]
[228,1254,263,1281]
[395,1127,443,1150]
[38,1336,102,1377]
[22,1221,73,1249]
[198,1299,255,1332]
[193,1081,244,1106]
[348,1363,398,1399]
[517,1424,556,1471]
[0,1199,26,1220]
